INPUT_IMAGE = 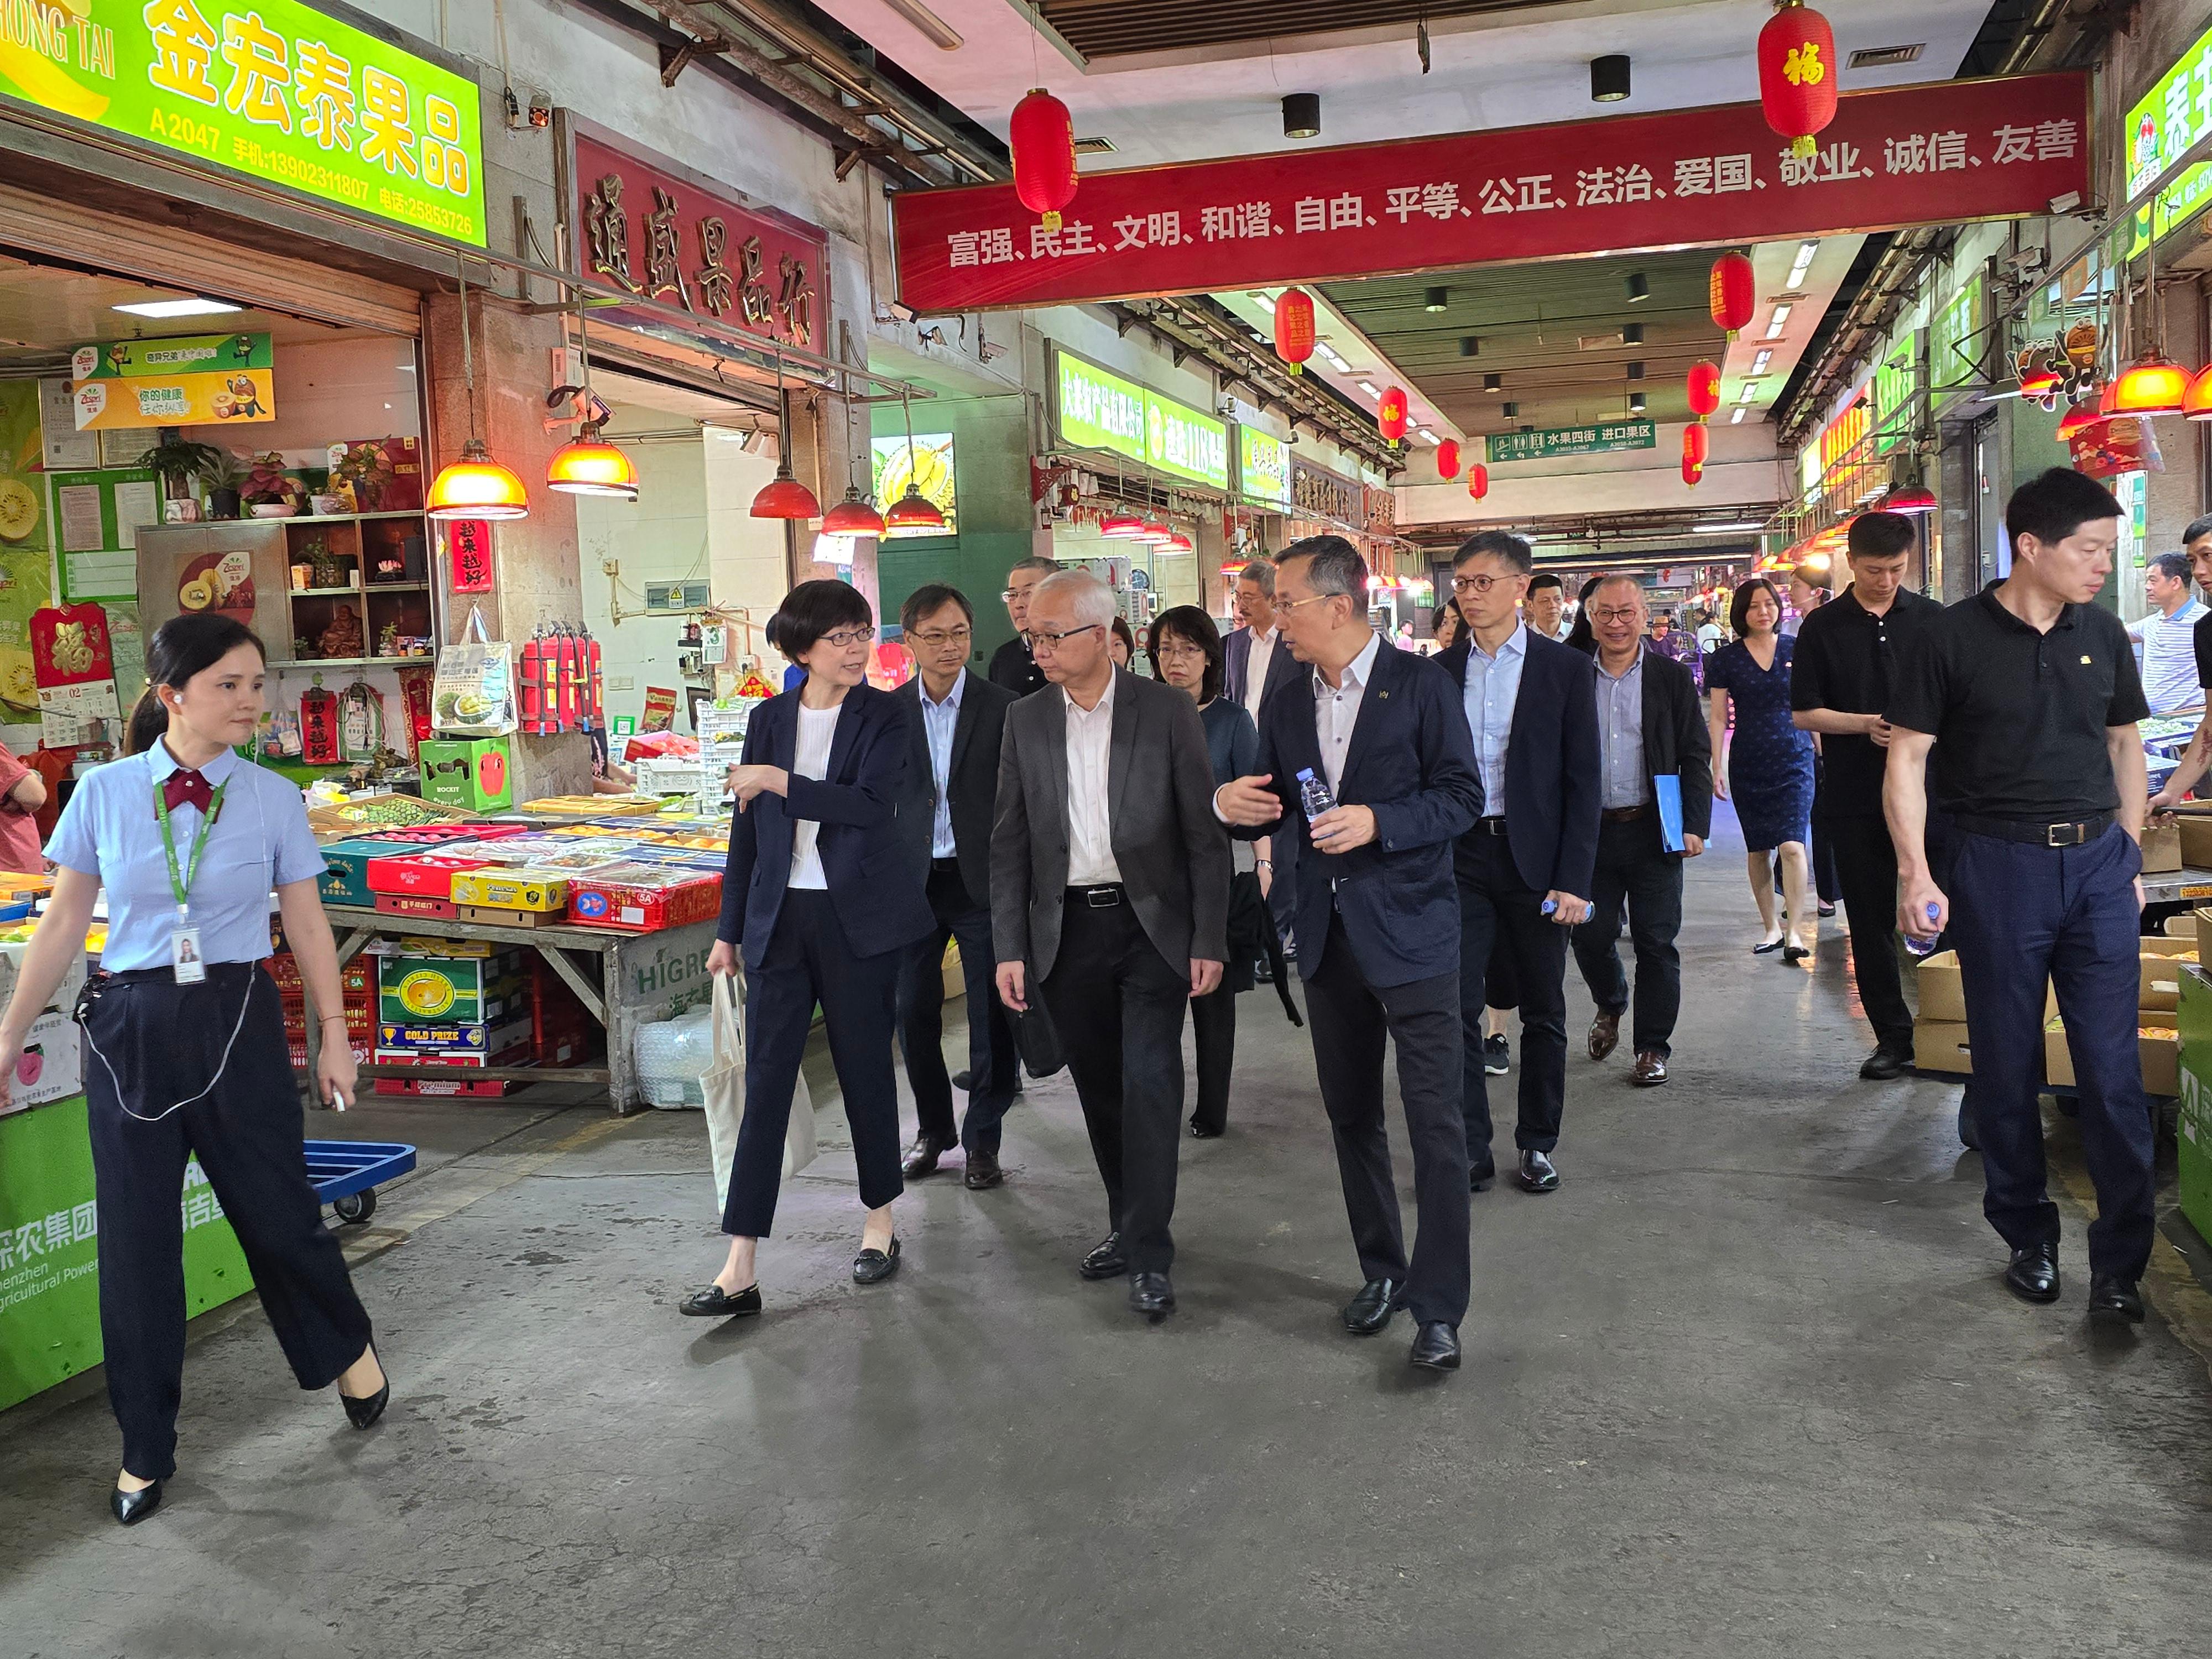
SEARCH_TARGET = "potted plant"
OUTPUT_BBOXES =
[134,432,226,504]
[201,450,248,519]
[242,452,300,518]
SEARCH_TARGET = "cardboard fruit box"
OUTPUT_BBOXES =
[378,1017,533,1056]
[419,737,515,814]
[449,868,570,912]
[566,865,722,932]
[364,851,493,898]
[372,1050,534,1097]
[2176,963,2212,1248]
[378,950,525,1022]
[374,893,458,922]
[2043,1016,2179,1097]
[1913,1018,1974,1074]
[319,838,412,907]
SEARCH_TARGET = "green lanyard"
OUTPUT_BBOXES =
[152,778,227,919]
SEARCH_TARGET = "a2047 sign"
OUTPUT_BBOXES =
[893,74,2089,313]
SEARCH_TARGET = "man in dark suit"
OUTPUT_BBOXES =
[1437,530,1601,1195]
[1222,556,1303,954]
[986,556,1056,696]
[991,571,1229,1321]
[1571,574,1712,1086]
[893,584,1021,1190]
[1216,536,1483,1373]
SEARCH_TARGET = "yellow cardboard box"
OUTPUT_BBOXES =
[1917,952,1968,1022]
[450,869,571,911]
[1914,1018,1974,1074]
[2143,818,2184,873]
[2043,1016,2179,1096]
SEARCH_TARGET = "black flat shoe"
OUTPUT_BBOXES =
[1129,1271,1175,1321]
[2087,1274,2145,1324]
[1469,1162,1495,1193]
[1859,1045,1913,1081]
[1782,943,1811,964]
[853,1238,902,1285]
[1078,1232,1126,1280]
[111,1480,163,1526]
[680,1282,763,1319]
[1408,1322,1461,1372]
[1342,1277,1402,1337]
[1188,1119,1224,1139]
[2004,1241,2060,1305]
[1751,938,1785,956]
[340,1344,389,1430]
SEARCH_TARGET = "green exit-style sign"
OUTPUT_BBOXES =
[1486,420,1655,464]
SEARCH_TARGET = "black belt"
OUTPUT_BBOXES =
[1601,805,1648,822]
[1474,817,1511,836]
[102,961,265,985]
[1066,884,1126,907]
[1950,810,2114,848]
[931,857,963,872]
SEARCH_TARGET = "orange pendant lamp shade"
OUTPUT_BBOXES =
[1709,251,1757,338]
[1377,385,1410,441]
[546,425,638,500]
[1686,361,1722,419]
[751,466,821,520]
[2109,355,2190,417]
[1682,421,1712,469]
[2185,364,2212,420]
[1466,463,1489,502]
[821,488,887,536]
[884,487,946,532]
[1275,288,1317,374]
[1758,2,1837,159]
[1435,438,1463,481]
[1010,89,1078,232]
[428,438,529,521]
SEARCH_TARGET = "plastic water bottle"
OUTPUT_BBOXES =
[1297,768,1338,825]
[1903,902,1943,958]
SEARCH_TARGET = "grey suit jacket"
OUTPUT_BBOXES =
[990,668,1231,979]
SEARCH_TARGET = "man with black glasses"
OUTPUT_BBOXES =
[988,556,1057,697]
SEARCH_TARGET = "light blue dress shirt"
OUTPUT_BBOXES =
[47,742,327,973]
[1461,621,1528,815]
[1596,646,1650,810]
[919,667,965,858]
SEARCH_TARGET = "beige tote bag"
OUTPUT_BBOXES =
[704,971,818,1213]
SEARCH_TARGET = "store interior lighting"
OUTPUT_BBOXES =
[1764,305,1792,340]
[1787,241,1819,286]
[112,296,243,318]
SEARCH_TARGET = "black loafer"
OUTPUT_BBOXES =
[2087,1274,2145,1323]
[852,1238,902,1284]
[1469,1162,1495,1193]
[1078,1232,1126,1280]
[2004,1241,2060,1305]
[1342,1277,1401,1336]
[680,1282,763,1319]
[900,1135,953,1179]
[963,1149,1004,1190]
[1408,1321,1461,1372]
[1516,1150,1560,1194]
[111,1480,163,1526]
[1129,1271,1175,1321]
[1188,1119,1224,1139]
[1859,1046,1913,1081]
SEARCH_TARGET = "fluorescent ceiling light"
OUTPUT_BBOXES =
[1358,380,1380,397]
[1250,292,1276,314]
[113,296,243,318]
[1730,407,1747,424]
[1695,521,1767,533]
[1416,428,1441,444]
[881,0,964,49]
[1737,383,1761,403]
[1764,304,1792,342]
[1787,241,1818,283]
[1751,349,1773,373]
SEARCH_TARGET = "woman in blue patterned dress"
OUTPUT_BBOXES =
[1704,578,1817,962]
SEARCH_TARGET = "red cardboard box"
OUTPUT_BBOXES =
[374,893,460,921]
[372,1045,533,1097]
[565,865,722,932]
[365,852,493,898]
[289,1037,373,1071]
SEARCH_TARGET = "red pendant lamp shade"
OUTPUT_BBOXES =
[1010,88,1077,232]
[2110,355,2190,417]
[1275,288,1317,375]
[1709,252,1757,339]
[428,438,529,520]
[2056,401,2102,441]
[1466,463,1489,502]
[1100,513,1145,538]
[1682,422,1712,470]
[884,488,947,533]
[1686,361,1722,420]
[1758,2,1837,159]
[822,488,886,536]
[751,467,821,520]
[2186,364,2212,420]
[1377,385,1410,441]
[1435,438,1463,481]
[1884,484,1938,515]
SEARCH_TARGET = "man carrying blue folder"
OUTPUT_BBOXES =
[1573,575,1713,1085]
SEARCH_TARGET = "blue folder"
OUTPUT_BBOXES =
[1655,774,1686,853]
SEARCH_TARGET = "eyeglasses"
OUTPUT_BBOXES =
[1589,606,1643,624]
[1154,639,1207,661]
[1275,592,1340,613]
[816,628,874,649]
[910,627,972,648]
[1452,572,1520,596]
[1000,585,1039,603]
[1029,623,1102,651]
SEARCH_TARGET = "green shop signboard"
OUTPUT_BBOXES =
[1237,425,1290,507]
[1486,420,1653,464]
[1052,348,1229,489]
[2126,19,2212,199]
[0,0,487,246]
[0,1096,254,1413]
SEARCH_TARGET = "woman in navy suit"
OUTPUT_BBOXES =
[682,582,935,1319]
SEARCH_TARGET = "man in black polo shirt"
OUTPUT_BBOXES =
[1790,512,1944,1078]
[987,556,1056,696]
[1885,469,2156,1323]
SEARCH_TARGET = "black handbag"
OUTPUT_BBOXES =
[1014,992,1066,1078]
[1226,869,1303,1027]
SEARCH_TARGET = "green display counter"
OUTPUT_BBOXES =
[0,1095,254,1413]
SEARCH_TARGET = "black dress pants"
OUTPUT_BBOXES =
[896,861,1019,1154]
[724,890,905,1237]
[1039,896,1189,1275]
[1571,811,1685,1057]
[1457,830,1569,1163]
[1304,914,1470,1327]
[1187,984,1235,1134]
[1821,812,1913,1053]
[84,964,372,1483]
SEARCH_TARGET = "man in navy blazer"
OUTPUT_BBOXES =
[1222,556,1305,952]
[1217,536,1483,1373]
[1437,531,1602,1197]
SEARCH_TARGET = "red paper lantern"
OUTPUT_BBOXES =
[1710,252,1757,338]
[1682,422,1712,469]
[1466,463,1489,502]
[1010,88,1077,232]
[1377,385,1410,441]
[1275,288,1317,375]
[1686,361,1722,419]
[1682,457,1705,488]
[1436,439,1463,481]
[1759,2,1838,159]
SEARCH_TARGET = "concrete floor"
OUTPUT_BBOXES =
[5,821,2212,1658]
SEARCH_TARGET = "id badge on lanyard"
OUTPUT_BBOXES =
[154,778,226,985]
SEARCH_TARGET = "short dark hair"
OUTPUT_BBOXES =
[131,613,265,756]
[2005,467,2124,558]
[2151,551,2192,585]
[1527,572,1563,596]
[1730,576,1782,639]
[1848,511,1916,561]
[900,583,973,633]
[1280,534,1369,604]
[2185,515,2212,549]
[1453,529,1535,573]
[773,578,873,659]
[1109,615,1138,662]
[1146,604,1224,703]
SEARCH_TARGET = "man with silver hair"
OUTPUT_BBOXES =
[991,570,1230,1322]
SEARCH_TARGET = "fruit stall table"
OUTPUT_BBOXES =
[308,907,720,1113]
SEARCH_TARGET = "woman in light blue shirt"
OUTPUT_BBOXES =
[0,614,387,1527]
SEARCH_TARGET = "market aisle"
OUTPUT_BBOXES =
[3,844,2210,1659]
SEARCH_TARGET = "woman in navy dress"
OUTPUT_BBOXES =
[1705,578,1817,962]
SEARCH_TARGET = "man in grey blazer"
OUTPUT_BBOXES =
[992,571,1230,1321]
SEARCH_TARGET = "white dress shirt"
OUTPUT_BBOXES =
[1461,621,1528,814]
[919,669,964,857]
[787,699,842,889]
[1242,624,1280,721]
[1064,674,1122,885]
[1314,630,1383,793]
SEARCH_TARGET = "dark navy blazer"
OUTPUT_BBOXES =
[717,682,935,968]
[1239,638,1482,989]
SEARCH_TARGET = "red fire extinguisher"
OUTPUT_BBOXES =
[300,680,340,765]
[519,626,544,735]
[554,625,579,733]
[581,625,603,731]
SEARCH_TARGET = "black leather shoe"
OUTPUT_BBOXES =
[1588,1011,1621,1062]
[2087,1274,2145,1323]
[1408,1322,1461,1371]
[953,1069,1022,1097]
[111,1480,163,1526]
[1342,1278,1401,1336]
[900,1135,954,1178]
[1188,1119,1224,1139]
[852,1238,901,1284]
[680,1282,762,1319]
[1516,1150,1560,1194]
[1469,1161,1495,1193]
[963,1149,1004,1190]
[341,1378,390,1431]
[2004,1241,2060,1304]
[1129,1271,1175,1321]
[1078,1232,1126,1280]
[1859,1045,1913,1081]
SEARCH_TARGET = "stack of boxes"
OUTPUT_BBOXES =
[375,941,533,1097]
[270,953,375,1072]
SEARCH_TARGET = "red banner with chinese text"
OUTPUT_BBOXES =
[893,75,2088,313]
[567,124,827,349]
